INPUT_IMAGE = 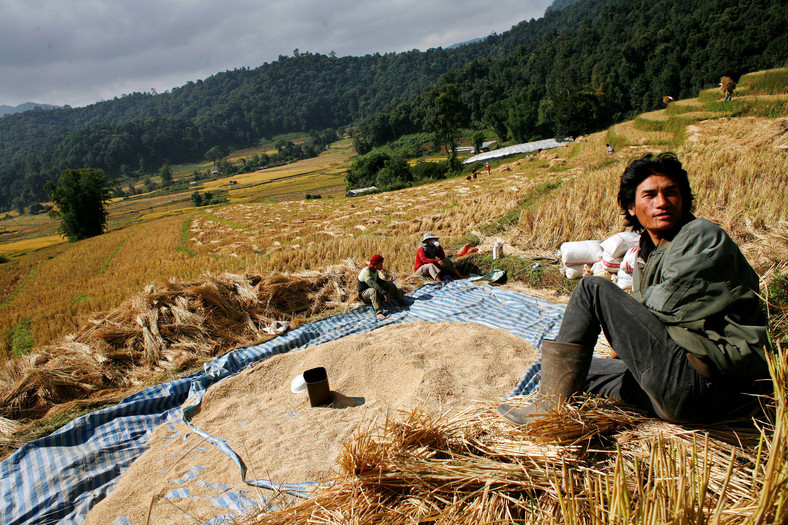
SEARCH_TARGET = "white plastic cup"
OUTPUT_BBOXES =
[290,374,306,394]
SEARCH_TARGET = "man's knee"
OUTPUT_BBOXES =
[575,275,624,299]
[418,263,440,280]
[580,275,616,289]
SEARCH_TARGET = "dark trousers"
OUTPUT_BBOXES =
[360,282,405,314]
[556,276,747,423]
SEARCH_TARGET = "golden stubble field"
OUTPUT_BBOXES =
[1,81,787,361]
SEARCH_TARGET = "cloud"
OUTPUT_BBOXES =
[0,0,551,107]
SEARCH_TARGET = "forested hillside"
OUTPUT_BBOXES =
[354,0,788,151]
[0,0,785,212]
[0,11,571,212]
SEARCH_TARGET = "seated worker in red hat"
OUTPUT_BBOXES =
[414,232,465,282]
[358,254,411,320]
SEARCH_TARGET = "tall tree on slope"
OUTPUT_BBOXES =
[46,168,111,242]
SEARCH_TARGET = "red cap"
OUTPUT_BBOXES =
[370,254,384,265]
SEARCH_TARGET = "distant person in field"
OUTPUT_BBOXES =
[358,254,410,320]
[499,152,771,425]
[721,76,736,102]
[607,144,615,155]
[485,162,491,175]
[414,232,465,282]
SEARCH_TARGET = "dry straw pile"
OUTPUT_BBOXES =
[246,345,787,524]
[0,261,379,434]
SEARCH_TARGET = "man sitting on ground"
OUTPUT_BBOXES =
[414,232,465,282]
[358,254,410,320]
[500,152,771,425]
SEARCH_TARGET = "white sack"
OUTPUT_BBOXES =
[591,260,608,276]
[602,252,621,273]
[564,264,585,279]
[601,231,640,259]
[617,269,633,290]
[621,246,639,274]
[560,240,603,265]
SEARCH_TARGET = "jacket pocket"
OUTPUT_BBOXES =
[645,279,692,316]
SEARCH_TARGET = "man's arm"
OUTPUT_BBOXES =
[362,270,390,297]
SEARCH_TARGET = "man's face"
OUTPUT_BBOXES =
[628,173,683,242]
[371,261,383,271]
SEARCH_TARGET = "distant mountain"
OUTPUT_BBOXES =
[0,102,58,117]
[447,37,485,49]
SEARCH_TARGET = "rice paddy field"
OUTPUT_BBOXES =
[1,67,788,523]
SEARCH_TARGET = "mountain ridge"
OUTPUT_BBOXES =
[0,102,58,118]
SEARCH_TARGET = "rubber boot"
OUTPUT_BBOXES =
[498,340,593,425]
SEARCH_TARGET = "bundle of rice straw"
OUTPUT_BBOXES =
[244,391,780,524]
[0,262,379,428]
[721,76,736,97]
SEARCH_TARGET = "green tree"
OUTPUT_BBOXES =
[143,175,155,192]
[12,197,25,215]
[472,130,486,153]
[424,84,469,159]
[345,150,391,189]
[375,156,412,189]
[45,168,111,242]
[205,145,230,164]
[159,162,173,187]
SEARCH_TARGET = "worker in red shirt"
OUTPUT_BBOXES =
[414,233,465,282]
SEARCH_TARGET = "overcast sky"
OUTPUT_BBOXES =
[0,0,552,108]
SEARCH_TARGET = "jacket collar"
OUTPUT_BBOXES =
[638,213,696,261]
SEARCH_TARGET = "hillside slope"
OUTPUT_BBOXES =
[0,69,786,453]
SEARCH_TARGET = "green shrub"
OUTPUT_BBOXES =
[768,271,788,307]
[462,252,574,292]
[411,160,449,181]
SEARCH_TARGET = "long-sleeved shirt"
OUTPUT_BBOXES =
[357,266,389,296]
[414,244,446,272]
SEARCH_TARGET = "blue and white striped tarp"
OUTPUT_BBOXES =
[0,280,564,524]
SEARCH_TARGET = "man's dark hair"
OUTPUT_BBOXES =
[617,152,695,230]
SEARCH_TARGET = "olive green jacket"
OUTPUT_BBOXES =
[357,266,389,297]
[633,218,770,382]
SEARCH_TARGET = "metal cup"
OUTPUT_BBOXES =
[303,367,331,407]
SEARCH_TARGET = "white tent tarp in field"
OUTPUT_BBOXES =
[463,137,572,165]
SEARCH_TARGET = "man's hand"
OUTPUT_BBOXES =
[610,349,619,359]
[384,295,390,302]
